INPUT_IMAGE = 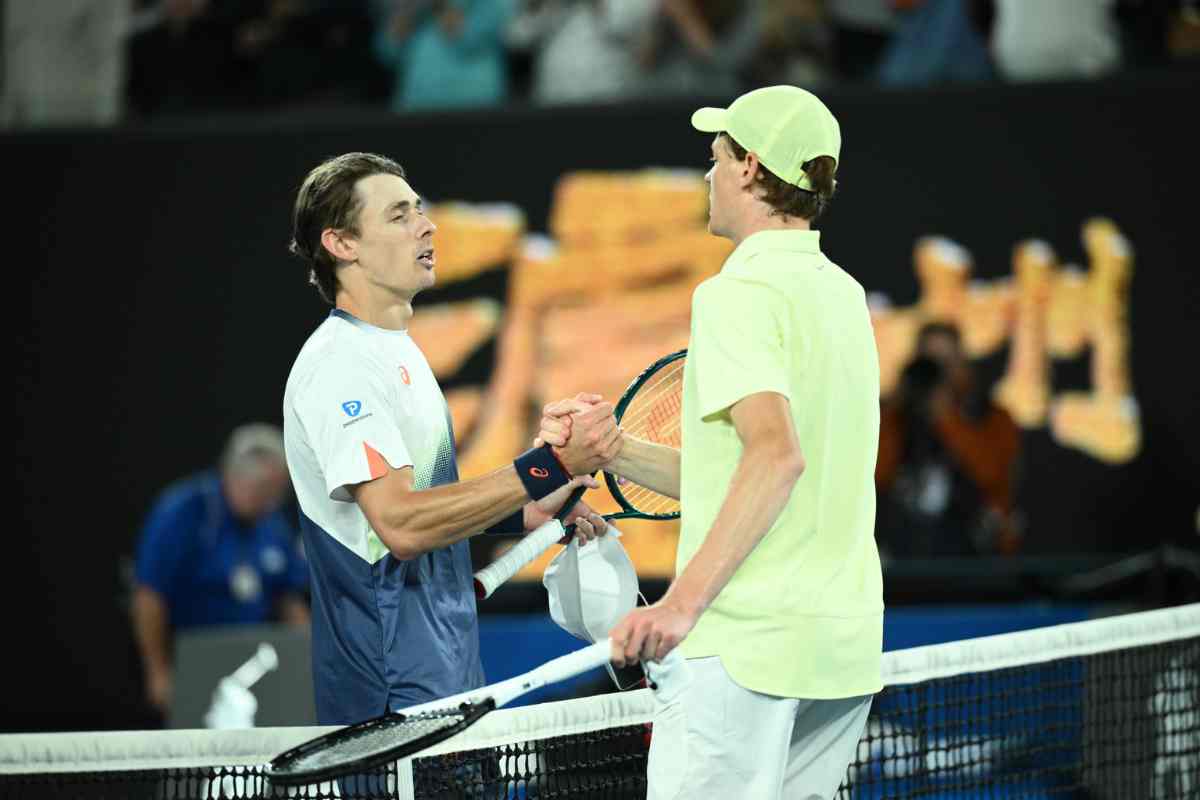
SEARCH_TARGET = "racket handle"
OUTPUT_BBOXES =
[406,639,614,712]
[473,519,568,599]
[536,639,613,686]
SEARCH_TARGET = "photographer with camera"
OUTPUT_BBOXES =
[875,322,1021,558]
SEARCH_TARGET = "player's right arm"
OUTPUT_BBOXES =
[604,434,680,499]
[536,398,681,499]
[293,358,618,561]
[351,462,603,560]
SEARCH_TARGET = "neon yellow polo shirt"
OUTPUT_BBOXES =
[677,229,883,699]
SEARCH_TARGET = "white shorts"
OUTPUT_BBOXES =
[647,656,872,800]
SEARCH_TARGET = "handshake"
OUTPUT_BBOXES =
[534,392,624,477]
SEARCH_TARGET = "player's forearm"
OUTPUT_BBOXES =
[607,435,681,499]
[664,444,804,618]
[377,466,531,559]
[131,586,172,675]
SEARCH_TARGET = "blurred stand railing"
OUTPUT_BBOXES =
[879,544,1199,604]
[1053,544,1200,601]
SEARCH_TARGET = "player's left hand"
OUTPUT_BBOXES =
[523,493,608,544]
[609,598,697,667]
[562,504,608,545]
[528,473,598,518]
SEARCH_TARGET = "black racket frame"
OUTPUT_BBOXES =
[266,698,495,785]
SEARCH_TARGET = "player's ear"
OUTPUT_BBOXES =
[739,151,760,190]
[320,228,356,263]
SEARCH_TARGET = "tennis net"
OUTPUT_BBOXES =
[2,604,1195,799]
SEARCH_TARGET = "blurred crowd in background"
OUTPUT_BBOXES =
[4,0,1199,127]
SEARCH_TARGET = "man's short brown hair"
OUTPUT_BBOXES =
[720,133,837,222]
[289,153,407,304]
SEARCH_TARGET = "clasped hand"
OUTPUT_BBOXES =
[533,393,623,475]
[522,391,619,545]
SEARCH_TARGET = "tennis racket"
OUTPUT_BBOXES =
[473,349,686,599]
[265,638,690,785]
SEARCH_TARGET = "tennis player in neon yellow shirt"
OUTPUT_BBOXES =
[539,86,883,798]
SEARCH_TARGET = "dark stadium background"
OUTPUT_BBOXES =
[7,72,1198,732]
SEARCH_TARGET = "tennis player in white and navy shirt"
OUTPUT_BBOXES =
[282,153,620,726]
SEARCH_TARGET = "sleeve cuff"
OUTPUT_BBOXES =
[327,438,413,502]
[698,382,792,422]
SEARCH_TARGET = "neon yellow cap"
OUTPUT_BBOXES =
[692,85,841,191]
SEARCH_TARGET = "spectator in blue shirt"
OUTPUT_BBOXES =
[132,423,310,713]
[373,0,513,111]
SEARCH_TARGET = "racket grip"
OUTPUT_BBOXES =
[474,519,567,599]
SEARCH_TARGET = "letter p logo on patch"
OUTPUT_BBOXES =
[342,400,363,418]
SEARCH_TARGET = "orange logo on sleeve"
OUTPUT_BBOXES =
[529,467,550,479]
[399,366,411,385]
[364,442,389,480]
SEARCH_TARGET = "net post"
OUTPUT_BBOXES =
[395,756,415,799]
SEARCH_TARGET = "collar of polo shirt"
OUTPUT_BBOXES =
[723,230,823,277]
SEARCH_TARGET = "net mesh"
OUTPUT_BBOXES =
[844,631,1198,798]
[3,605,1196,799]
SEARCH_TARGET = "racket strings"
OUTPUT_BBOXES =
[620,361,684,441]
[616,359,685,515]
[278,709,468,775]
[620,362,684,443]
